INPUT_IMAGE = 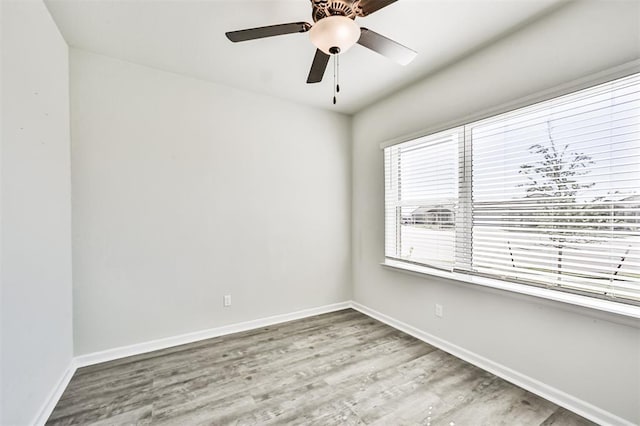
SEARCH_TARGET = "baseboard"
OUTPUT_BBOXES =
[34,300,631,426]
[32,360,77,426]
[350,301,634,426]
[74,301,351,368]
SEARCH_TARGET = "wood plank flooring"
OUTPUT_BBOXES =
[47,309,594,425]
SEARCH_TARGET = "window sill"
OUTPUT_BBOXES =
[381,259,640,320]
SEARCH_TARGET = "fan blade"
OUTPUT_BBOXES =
[307,49,330,83]
[226,22,311,42]
[357,28,417,65]
[356,0,397,16]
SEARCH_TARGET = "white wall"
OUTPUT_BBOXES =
[70,49,351,355]
[352,0,640,424]
[0,1,73,424]
[1,2,4,421]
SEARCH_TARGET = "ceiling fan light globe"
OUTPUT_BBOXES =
[309,16,360,55]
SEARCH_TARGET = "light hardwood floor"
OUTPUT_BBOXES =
[47,309,594,425]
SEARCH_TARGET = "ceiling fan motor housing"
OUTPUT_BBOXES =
[311,0,362,22]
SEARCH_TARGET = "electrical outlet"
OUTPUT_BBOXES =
[223,295,231,307]
[435,304,443,318]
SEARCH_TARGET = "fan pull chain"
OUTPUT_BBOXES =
[333,55,337,105]
[336,54,340,93]
[332,54,341,105]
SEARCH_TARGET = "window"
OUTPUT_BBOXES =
[384,128,460,270]
[384,72,640,305]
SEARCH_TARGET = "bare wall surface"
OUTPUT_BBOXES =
[70,49,352,355]
[352,0,640,423]
[0,1,73,424]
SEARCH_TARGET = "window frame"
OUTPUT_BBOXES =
[380,60,640,318]
[384,128,462,271]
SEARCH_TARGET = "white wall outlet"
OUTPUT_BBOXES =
[435,304,443,318]
[223,295,231,307]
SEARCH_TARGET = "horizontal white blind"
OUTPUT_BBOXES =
[470,73,640,303]
[384,72,640,305]
[384,129,460,270]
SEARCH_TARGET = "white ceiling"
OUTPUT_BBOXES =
[45,0,564,114]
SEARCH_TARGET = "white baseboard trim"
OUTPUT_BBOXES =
[74,301,351,368]
[32,360,77,426]
[35,301,349,424]
[34,300,631,426]
[350,301,634,426]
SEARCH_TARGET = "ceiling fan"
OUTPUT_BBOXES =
[225,0,417,86]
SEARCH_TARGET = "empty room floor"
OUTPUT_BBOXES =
[47,309,593,425]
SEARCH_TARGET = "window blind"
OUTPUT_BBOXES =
[384,129,461,270]
[384,72,640,305]
[468,74,640,302]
